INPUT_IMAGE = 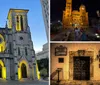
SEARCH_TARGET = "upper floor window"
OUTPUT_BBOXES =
[9,42,12,54]
[18,47,20,55]
[25,47,28,56]
[20,16,24,31]
[16,16,19,23]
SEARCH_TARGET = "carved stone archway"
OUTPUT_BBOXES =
[69,50,94,80]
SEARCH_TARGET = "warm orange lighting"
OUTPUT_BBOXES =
[63,0,88,29]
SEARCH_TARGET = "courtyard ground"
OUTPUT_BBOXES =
[0,79,48,85]
[51,28,100,41]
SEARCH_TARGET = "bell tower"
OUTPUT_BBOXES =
[65,0,72,15]
[7,9,38,80]
[7,9,29,32]
[63,0,72,29]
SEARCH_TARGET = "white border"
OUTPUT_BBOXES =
[49,0,50,85]
[50,41,100,43]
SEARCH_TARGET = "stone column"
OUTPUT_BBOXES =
[25,14,28,28]
[32,57,38,80]
[15,16,17,32]
[28,63,33,80]
[6,59,10,80]
[14,57,18,80]
[23,15,25,31]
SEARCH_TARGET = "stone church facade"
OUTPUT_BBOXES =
[0,9,39,80]
[51,43,100,84]
[62,0,89,29]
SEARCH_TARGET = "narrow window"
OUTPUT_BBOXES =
[9,43,12,54]
[16,16,19,30]
[17,16,19,23]
[25,47,27,55]
[18,47,20,55]
[20,16,24,31]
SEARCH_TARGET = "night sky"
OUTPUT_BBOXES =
[51,0,100,22]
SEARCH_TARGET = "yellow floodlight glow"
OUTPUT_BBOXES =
[0,34,6,52]
[2,67,6,79]
[18,67,21,80]
[18,60,28,80]
[36,61,40,80]
[0,60,6,79]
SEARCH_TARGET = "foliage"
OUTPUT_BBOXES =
[37,58,49,76]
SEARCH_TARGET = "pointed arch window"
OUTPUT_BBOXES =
[21,63,27,78]
[17,16,19,23]
[16,16,19,30]
[20,16,24,31]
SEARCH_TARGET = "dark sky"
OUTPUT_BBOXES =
[51,0,100,22]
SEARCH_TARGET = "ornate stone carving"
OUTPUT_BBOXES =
[55,45,67,56]
[69,50,94,80]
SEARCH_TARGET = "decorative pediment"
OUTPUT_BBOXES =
[77,50,86,56]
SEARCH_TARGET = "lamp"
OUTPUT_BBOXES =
[97,10,100,17]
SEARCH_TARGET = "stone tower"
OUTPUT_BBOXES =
[63,0,72,28]
[5,9,39,80]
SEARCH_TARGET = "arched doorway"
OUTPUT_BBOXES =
[0,64,2,78]
[21,63,27,78]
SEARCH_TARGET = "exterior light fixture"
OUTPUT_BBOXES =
[97,10,100,17]
[70,22,72,24]
[58,20,60,22]
[82,7,84,10]
[95,33,98,36]
[97,35,100,38]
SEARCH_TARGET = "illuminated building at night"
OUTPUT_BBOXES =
[51,43,100,84]
[0,9,40,80]
[63,0,89,29]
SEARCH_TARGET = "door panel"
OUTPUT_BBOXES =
[73,57,90,80]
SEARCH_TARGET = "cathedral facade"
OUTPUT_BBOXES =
[0,9,39,80]
[62,0,89,29]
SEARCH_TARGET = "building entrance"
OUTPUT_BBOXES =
[73,57,90,80]
[21,63,27,78]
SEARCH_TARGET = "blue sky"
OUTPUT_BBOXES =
[0,0,47,52]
